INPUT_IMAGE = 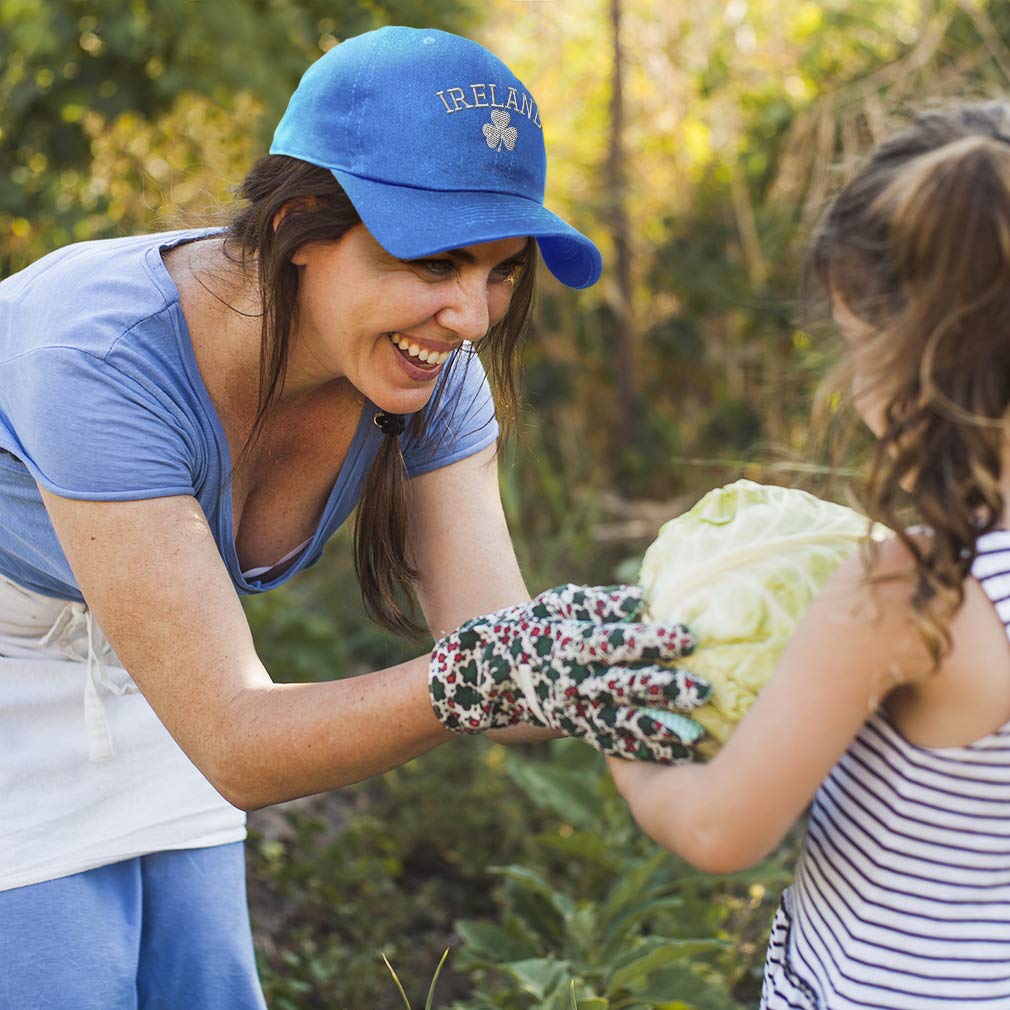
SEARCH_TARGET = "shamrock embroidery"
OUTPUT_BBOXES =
[482,109,518,152]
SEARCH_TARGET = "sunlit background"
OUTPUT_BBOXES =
[4,2,1009,1006]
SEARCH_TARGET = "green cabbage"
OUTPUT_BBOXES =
[638,480,888,756]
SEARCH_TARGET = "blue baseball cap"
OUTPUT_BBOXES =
[269,26,602,289]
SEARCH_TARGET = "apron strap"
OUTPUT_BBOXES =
[38,601,138,763]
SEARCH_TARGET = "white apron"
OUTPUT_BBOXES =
[0,572,246,891]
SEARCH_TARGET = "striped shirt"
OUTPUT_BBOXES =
[762,529,1010,1009]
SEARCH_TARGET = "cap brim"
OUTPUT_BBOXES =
[331,169,602,289]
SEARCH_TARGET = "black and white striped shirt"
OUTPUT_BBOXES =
[762,529,1010,1009]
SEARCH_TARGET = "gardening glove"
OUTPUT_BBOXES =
[428,584,710,763]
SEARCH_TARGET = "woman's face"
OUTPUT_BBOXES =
[287,224,528,415]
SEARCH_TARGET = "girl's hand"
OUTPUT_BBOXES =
[427,584,710,762]
[607,753,672,804]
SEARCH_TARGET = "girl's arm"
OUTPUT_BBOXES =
[407,442,562,745]
[608,537,930,874]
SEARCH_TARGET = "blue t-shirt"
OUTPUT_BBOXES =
[0,227,499,601]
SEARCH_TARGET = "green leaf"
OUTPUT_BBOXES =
[498,879,566,949]
[547,736,607,773]
[598,848,673,933]
[629,963,739,1010]
[381,952,413,1010]
[563,903,599,954]
[569,979,609,1010]
[599,897,686,962]
[454,918,540,965]
[535,828,616,869]
[491,865,577,921]
[424,947,449,1010]
[505,756,604,829]
[539,978,607,1010]
[507,957,571,999]
[607,939,730,992]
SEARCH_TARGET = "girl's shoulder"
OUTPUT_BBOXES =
[814,533,935,697]
[856,529,1010,748]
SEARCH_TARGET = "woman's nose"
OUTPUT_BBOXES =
[435,278,491,342]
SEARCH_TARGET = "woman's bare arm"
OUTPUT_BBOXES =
[407,442,562,745]
[408,442,529,636]
[39,486,453,811]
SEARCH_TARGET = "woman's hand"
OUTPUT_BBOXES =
[428,584,710,762]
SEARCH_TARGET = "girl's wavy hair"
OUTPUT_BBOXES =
[221,154,536,639]
[807,101,1010,672]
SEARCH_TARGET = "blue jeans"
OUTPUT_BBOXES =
[0,842,267,1010]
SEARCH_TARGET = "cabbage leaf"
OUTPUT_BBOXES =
[638,480,888,755]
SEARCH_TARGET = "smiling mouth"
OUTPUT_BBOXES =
[387,333,453,369]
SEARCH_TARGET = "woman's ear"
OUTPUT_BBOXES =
[271,205,290,234]
[272,197,324,265]
[271,196,324,234]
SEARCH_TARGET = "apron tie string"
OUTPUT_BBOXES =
[38,601,138,762]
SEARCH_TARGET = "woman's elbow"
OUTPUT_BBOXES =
[195,689,286,811]
[200,738,275,812]
[216,778,264,813]
[202,757,259,812]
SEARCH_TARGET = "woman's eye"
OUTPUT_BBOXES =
[491,261,524,284]
[413,258,455,277]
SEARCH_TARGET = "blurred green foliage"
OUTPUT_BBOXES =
[246,737,544,1008]
[6,1,1010,1007]
[451,740,793,1010]
[0,0,477,270]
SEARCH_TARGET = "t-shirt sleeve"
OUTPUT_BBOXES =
[0,346,198,500]
[401,345,500,479]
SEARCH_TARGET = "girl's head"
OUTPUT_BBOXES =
[222,27,597,639]
[808,101,1010,666]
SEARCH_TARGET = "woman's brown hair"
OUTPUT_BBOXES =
[807,101,1010,670]
[221,155,536,639]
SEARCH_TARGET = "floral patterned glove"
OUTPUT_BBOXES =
[428,584,710,762]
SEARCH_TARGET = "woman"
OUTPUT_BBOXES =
[0,26,703,1008]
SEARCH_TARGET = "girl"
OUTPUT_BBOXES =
[609,100,1010,1007]
[0,25,703,1009]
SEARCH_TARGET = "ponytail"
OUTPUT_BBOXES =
[354,423,420,638]
[806,102,1010,671]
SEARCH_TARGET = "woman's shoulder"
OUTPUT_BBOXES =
[0,228,222,363]
[0,231,219,496]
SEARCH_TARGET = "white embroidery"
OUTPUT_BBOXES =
[483,109,518,152]
[434,84,543,128]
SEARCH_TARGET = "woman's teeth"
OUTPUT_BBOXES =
[388,333,451,368]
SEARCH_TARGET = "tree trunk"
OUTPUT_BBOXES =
[607,0,637,452]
